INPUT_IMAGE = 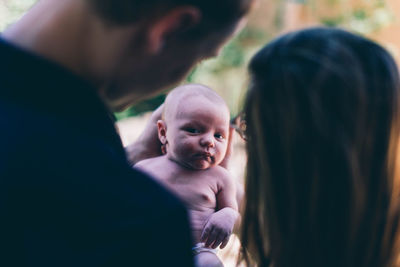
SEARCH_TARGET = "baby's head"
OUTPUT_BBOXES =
[158,84,230,170]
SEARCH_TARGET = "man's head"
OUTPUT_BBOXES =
[90,0,254,110]
[157,84,230,170]
[4,0,252,111]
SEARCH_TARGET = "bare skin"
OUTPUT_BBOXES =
[135,85,239,266]
[135,156,238,245]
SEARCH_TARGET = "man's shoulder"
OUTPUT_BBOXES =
[0,98,73,140]
[0,95,188,216]
[0,96,190,226]
[0,97,118,160]
[0,99,61,162]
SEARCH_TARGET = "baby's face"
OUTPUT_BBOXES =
[164,96,230,170]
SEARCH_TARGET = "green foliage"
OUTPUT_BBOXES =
[219,40,245,68]
[318,0,394,34]
[353,9,368,20]
[321,16,344,27]
[114,94,166,120]
[190,27,268,76]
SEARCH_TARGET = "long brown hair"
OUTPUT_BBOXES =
[240,27,400,267]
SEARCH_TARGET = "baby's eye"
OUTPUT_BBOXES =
[185,128,200,134]
[214,133,224,140]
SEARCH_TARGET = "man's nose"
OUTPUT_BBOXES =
[200,134,214,148]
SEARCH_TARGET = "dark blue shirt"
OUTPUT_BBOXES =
[0,37,194,267]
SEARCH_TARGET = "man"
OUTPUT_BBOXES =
[0,0,252,266]
[0,0,250,266]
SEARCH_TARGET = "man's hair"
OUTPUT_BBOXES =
[241,27,400,267]
[88,0,252,36]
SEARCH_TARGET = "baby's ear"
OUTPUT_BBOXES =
[157,120,167,144]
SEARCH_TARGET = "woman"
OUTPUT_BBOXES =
[240,27,400,267]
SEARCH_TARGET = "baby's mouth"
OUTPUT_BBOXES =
[198,152,214,162]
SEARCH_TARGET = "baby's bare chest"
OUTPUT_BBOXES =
[162,172,219,209]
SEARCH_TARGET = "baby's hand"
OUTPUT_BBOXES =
[200,207,239,249]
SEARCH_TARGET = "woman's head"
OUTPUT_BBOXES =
[241,27,400,267]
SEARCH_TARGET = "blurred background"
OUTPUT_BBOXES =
[1,0,399,265]
[1,0,399,118]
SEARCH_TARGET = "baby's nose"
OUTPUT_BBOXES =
[200,134,214,147]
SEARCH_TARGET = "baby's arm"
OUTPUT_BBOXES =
[201,168,239,249]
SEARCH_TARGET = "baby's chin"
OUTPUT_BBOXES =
[169,155,221,170]
[186,158,220,170]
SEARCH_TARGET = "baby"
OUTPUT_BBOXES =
[135,84,239,267]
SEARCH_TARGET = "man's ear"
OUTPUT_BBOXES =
[147,6,201,53]
[157,120,168,144]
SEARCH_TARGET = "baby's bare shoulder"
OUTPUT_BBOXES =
[206,166,233,184]
[134,156,159,169]
[134,156,171,178]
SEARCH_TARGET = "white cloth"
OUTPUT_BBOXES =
[192,243,218,255]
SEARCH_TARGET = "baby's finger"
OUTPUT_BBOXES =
[204,228,218,247]
[200,226,211,242]
[211,232,225,249]
[219,236,230,249]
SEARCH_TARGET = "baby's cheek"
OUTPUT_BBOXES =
[175,139,197,155]
[183,140,197,153]
[216,143,228,160]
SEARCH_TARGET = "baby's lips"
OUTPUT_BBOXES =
[202,151,215,158]
[193,152,215,164]
[203,154,215,163]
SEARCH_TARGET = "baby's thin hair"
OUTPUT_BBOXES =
[163,84,228,121]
